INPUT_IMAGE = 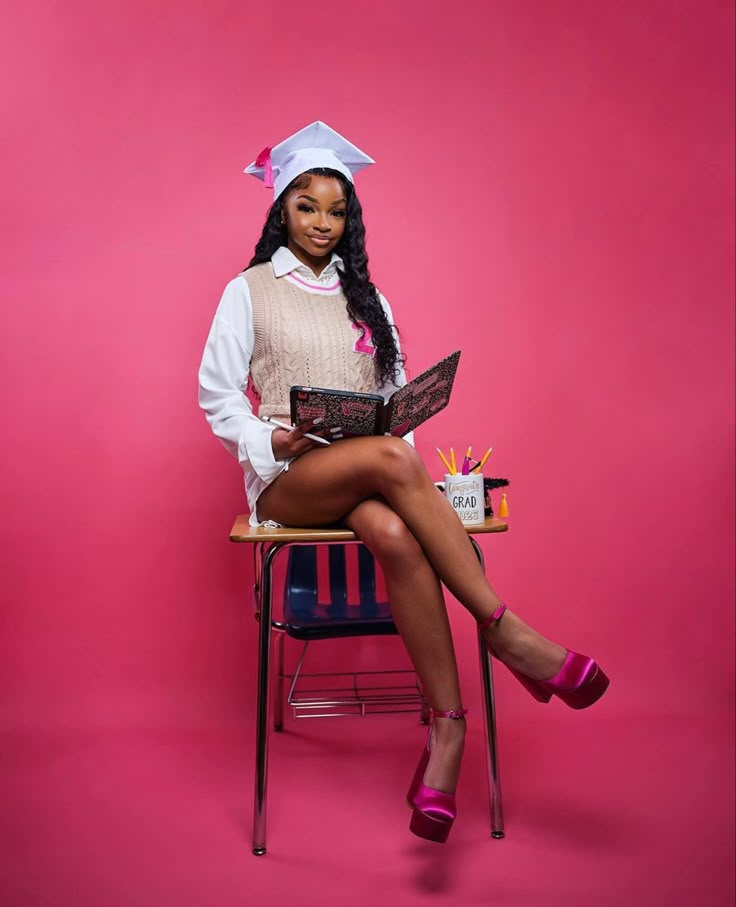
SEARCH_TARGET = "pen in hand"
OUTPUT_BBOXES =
[263,416,331,446]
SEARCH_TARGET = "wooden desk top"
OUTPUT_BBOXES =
[229,514,509,543]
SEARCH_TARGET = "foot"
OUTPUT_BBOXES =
[422,715,466,794]
[481,608,567,681]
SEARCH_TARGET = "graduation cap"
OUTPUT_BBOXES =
[244,121,375,199]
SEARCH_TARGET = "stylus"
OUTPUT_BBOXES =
[263,417,331,446]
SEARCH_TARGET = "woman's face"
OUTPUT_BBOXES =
[282,174,347,271]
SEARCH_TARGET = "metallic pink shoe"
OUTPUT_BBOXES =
[407,708,467,844]
[479,604,609,710]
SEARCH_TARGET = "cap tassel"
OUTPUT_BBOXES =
[255,146,274,189]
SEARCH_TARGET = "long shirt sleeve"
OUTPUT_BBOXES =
[198,276,284,483]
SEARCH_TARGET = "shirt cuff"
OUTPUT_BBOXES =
[239,419,284,483]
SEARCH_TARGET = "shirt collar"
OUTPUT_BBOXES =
[271,245,344,281]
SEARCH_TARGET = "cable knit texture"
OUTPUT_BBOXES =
[244,263,378,420]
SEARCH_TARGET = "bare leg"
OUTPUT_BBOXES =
[344,498,464,794]
[259,437,566,679]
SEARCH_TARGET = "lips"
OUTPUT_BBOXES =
[307,235,331,245]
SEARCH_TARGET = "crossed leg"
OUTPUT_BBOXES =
[343,496,465,794]
[260,435,502,618]
[259,436,565,679]
[258,436,567,793]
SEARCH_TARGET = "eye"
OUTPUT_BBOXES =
[297,203,314,213]
[331,210,346,218]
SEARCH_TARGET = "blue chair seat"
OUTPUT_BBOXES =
[283,544,399,640]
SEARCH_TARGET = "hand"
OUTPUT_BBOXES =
[270,419,327,460]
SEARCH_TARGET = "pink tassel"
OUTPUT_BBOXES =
[255,146,273,189]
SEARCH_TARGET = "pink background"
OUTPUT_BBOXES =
[1,1,733,905]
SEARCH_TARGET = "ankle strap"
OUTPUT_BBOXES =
[478,603,506,632]
[432,708,468,720]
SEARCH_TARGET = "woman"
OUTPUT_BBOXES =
[198,122,609,844]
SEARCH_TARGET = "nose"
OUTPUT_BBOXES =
[315,211,330,232]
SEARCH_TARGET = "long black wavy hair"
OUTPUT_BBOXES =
[245,167,404,386]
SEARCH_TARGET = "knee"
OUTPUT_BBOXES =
[373,437,425,490]
[361,510,422,566]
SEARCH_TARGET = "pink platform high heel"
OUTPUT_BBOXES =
[479,604,610,709]
[407,708,467,844]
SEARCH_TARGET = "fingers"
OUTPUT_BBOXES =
[292,417,326,439]
[272,427,321,460]
[289,418,330,451]
[271,428,307,460]
[271,418,330,461]
[288,434,316,455]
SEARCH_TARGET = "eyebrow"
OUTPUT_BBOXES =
[297,194,347,205]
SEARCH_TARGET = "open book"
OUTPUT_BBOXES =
[289,350,461,438]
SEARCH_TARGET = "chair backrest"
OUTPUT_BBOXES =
[283,544,397,640]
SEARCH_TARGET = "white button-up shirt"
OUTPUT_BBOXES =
[198,246,412,524]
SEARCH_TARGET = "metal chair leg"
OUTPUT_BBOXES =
[470,537,505,839]
[273,631,285,732]
[252,542,284,856]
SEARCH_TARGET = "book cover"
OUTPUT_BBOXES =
[290,350,461,438]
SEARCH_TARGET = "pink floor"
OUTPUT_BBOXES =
[2,682,733,906]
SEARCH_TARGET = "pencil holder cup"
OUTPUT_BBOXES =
[444,473,485,526]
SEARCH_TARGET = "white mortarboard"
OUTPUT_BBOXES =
[244,121,375,199]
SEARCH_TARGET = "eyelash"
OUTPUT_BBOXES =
[296,204,346,218]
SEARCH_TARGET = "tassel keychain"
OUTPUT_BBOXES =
[480,478,509,517]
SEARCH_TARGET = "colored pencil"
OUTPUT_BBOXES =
[436,447,453,474]
[472,447,493,473]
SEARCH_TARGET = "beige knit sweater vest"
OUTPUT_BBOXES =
[243,263,378,420]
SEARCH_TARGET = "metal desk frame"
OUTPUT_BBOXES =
[230,517,507,855]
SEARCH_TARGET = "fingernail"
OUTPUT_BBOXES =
[313,417,324,425]
[329,426,342,434]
